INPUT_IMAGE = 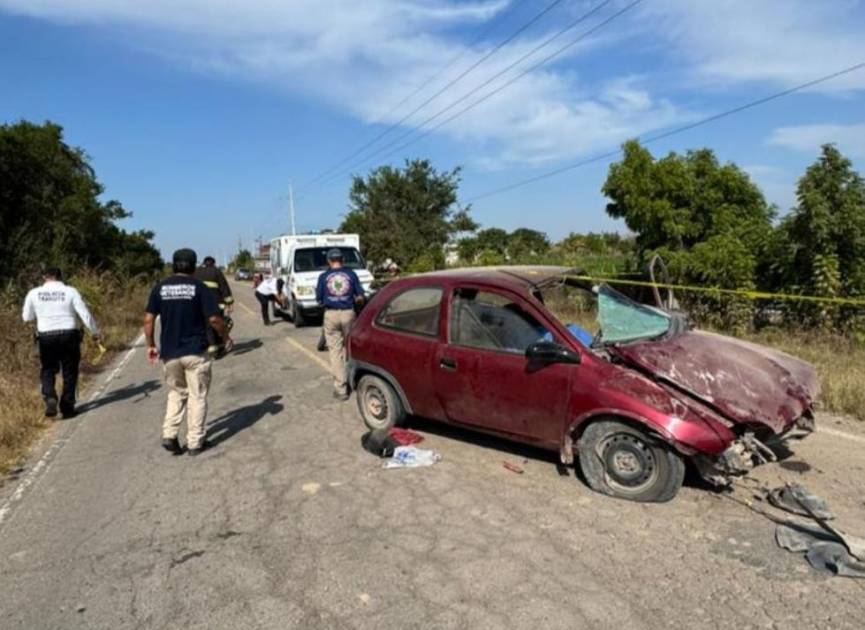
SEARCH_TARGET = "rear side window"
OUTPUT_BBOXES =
[376,287,443,337]
[451,289,549,353]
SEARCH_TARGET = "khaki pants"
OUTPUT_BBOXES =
[323,309,356,394]
[162,354,212,449]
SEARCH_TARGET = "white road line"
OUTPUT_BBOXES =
[283,336,330,372]
[818,426,865,445]
[87,333,145,402]
[0,333,144,529]
[235,299,330,372]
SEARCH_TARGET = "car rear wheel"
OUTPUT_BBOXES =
[356,375,405,431]
[578,419,685,503]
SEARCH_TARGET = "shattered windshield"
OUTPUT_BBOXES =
[597,284,671,344]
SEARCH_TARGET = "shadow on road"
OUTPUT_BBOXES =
[403,415,715,493]
[206,395,284,447]
[78,379,161,414]
[230,338,263,356]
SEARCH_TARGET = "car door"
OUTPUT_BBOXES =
[433,286,575,447]
[365,285,446,420]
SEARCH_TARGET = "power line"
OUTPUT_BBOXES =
[298,0,569,192]
[464,61,865,203]
[360,0,533,130]
[312,0,634,192]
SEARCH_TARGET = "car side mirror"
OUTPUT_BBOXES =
[525,341,581,365]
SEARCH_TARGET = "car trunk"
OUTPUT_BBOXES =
[608,330,820,433]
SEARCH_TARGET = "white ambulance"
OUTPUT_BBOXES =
[269,233,374,327]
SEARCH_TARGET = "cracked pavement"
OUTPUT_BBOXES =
[1,281,864,629]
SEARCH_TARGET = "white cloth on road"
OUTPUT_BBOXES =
[22,280,100,335]
[383,446,441,469]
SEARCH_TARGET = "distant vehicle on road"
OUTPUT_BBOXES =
[234,268,253,281]
[346,266,819,503]
[270,233,373,327]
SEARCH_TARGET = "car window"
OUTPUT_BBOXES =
[450,289,550,353]
[597,284,671,343]
[376,287,443,337]
[293,247,364,272]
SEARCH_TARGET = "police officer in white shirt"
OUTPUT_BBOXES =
[21,267,101,418]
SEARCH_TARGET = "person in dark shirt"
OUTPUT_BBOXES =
[194,255,234,356]
[316,248,364,400]
[144,248,233,456]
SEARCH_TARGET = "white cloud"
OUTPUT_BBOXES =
[767,123,865,159]
[1,0,688,168]
[4,0,864,172]
[637,0,865,92]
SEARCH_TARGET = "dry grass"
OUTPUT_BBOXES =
[0,272,152,477]
[743,329,865,422]
[541,285,865,421]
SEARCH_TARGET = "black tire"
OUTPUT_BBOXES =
[292,299,306,328]
[578,419,685,503]
[355,374,405,432]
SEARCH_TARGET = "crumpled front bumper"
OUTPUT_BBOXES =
[693,414,816,486]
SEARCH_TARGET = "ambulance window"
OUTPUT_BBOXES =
[376,287,443,337]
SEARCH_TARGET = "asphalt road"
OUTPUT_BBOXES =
[1,281,864,629]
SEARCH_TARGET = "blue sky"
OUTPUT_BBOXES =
[2,0,865,261]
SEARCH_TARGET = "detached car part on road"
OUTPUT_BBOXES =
[346,267,820,502]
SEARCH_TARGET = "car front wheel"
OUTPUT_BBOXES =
[356,374,405,431]
[578,419,685,503]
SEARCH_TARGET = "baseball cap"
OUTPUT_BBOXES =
[172,248,197,272]
[326,248,344,262]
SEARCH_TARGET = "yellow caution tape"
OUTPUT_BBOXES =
[565,275,865,307]
[91,342,108,365]
[371,269,865,306]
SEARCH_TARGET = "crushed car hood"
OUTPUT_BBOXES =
[609,330,820,433]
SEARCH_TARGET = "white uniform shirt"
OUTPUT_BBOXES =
[256,278,280,296]
[22,280,100,335]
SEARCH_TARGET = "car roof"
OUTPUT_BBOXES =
[401,265,582,294]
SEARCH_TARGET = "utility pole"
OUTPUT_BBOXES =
[289,181,297,236]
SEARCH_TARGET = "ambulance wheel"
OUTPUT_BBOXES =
[292,301,306,328]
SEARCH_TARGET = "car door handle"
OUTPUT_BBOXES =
[440,357,457,371]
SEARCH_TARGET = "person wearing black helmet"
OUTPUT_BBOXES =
[194,255,234,357]
[316,248,364,400]
[143,248,233,456]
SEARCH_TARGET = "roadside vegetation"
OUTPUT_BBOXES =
[0,121,162,476]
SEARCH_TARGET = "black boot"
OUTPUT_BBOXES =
[162,437,183,455]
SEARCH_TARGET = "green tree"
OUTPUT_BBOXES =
[603,141,774,327]
[555,232,634,274]
[341,159,475,269]
[457,228,507,263]
[231,249,255,270]
[507,228,550,261]
[0,120,162,283]
[768,145,865,327]
[457,227,549,264]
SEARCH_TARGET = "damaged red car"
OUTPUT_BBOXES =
[346,267,819,502]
